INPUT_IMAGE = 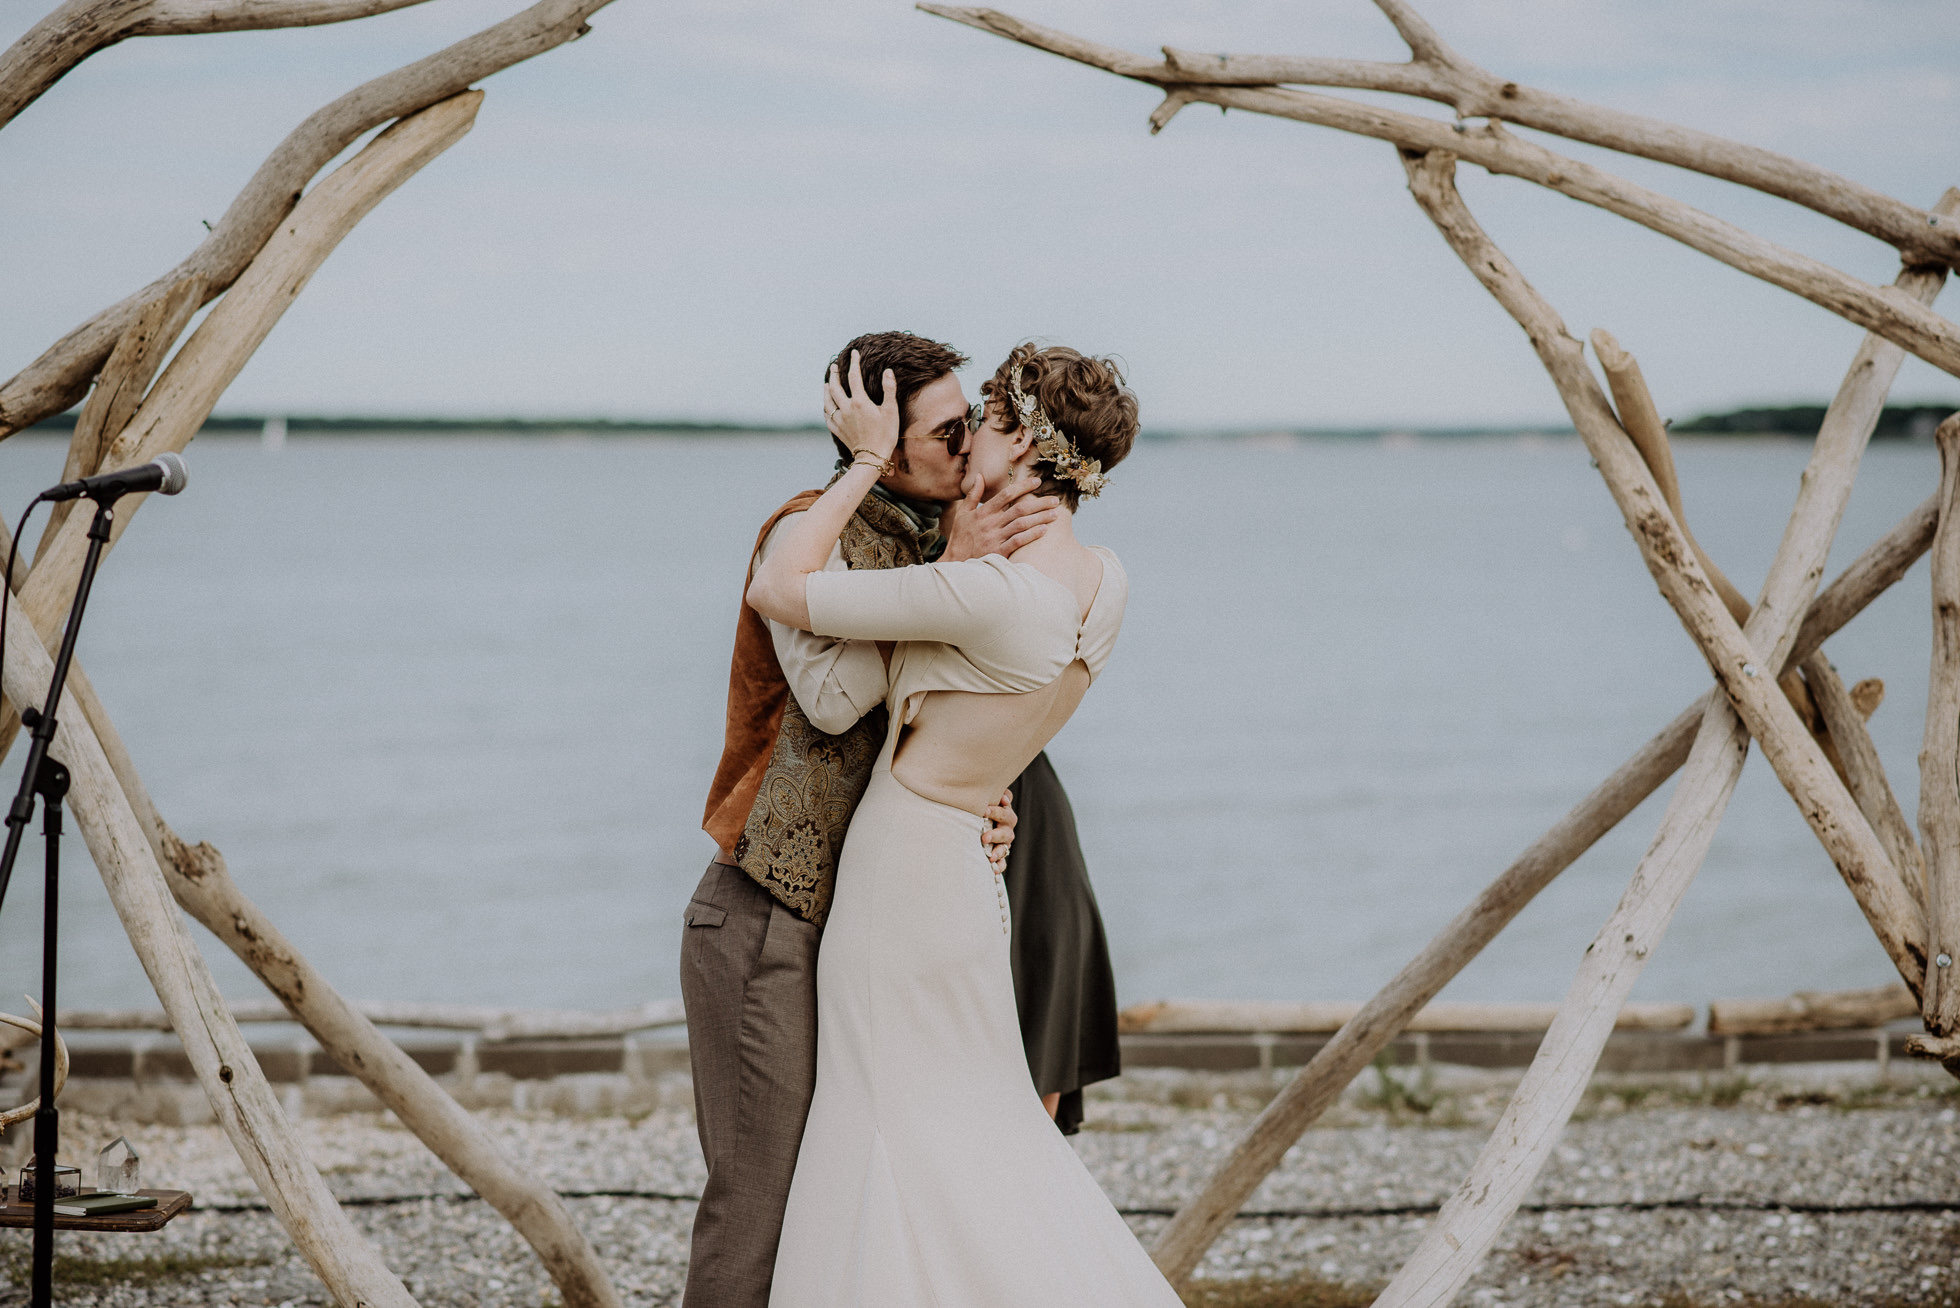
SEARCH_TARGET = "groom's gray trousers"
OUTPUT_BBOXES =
[679,858,821,1308]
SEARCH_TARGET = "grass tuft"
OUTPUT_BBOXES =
[1180,1273,1380,1308]
[0,1246,270,1289]
[1360,1053,1435,1118]
[1653,1289,1960,1308]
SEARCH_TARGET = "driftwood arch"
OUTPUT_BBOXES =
[0,4,627,1307]
[925,3,1960,1303]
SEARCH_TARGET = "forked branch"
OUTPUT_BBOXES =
[0,91,487,755]
[918,4,1960,269]
[1364,148,1921,1308]
[919,7,1960,382]
[1161,1,1959,271]
[0,0,437,133]
[1147,498,1944,1289]
[0,0,616,438]
[35,275,204,564]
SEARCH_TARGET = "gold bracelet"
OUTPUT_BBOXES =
[851,450,894,475]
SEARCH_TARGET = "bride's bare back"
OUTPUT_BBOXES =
[890,539,1105,813]
[891,665,1091,814]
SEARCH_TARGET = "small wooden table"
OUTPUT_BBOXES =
[0,1186,192,1232]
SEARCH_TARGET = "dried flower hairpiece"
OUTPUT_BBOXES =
[1007,373,1108,498]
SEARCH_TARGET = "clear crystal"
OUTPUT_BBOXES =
[97,1137,139,1195]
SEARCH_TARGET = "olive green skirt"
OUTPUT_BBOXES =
[1003,752,1121,1135]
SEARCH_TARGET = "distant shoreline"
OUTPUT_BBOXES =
[12,403,1954,441]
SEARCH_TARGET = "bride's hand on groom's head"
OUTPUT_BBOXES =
[939,471,1061,563]
[825,351,900,466]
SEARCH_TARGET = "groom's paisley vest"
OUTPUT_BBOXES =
[701,490,925,927]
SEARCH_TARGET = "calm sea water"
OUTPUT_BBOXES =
[0,432,1940,1017]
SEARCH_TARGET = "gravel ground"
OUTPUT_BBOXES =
[3,1064,1959,1307]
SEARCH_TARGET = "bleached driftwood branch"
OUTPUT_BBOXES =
[0,1009,69,1130]
[1,498,417,1308]
[0,0,437,133]
[1117,1000,1691,1034]
[161,838,625,1308]
[918,8,1960,384]
[0,91,484,751]
[34,276,204,565]
[1708,983,1916,1036]
[1591,328,1837,757]
[1922,414,1960,1035]
[0,95,626,1308]
[1142,488,1938,1287]
[1806,651,1925,913]
[1590,331,1751,624]
[1149,1,1960,270]
[53,997,686,1039]
[0,0,616,438]
[1364,149,1921,1308]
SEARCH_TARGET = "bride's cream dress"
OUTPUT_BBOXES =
[767,547,1180,1307]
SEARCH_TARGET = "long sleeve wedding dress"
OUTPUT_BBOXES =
[768,548,1181,1307]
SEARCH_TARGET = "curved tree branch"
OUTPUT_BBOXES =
[0,0,617,439]
[918,6,1960,382]
[1367,0,1457,67]
[919,5,1960,271]
[0,0,438,133]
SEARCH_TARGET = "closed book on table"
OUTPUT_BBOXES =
[52,1194,158,1217]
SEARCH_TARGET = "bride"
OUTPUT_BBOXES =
[746,343,1181,1306]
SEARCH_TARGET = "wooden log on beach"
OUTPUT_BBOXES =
[1118,999,1693,1034]
[48,998,686,1039]
[1708,983,1917,1036]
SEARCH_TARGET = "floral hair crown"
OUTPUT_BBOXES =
[1008,372,1109,499]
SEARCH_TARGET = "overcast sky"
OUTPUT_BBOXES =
[3,0,1957,428]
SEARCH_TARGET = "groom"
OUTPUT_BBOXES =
[681,331,1064,1308]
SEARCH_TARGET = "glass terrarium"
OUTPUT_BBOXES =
[18,1163,80,1203]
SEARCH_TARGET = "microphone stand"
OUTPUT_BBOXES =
[0,498,116,1308]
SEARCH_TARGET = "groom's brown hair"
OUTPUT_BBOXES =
[827,332,968,470]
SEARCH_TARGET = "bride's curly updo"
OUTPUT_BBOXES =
[979,344,1139,510]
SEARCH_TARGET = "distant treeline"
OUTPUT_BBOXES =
[21,414,827,436]
[1674,404,1956,439]
[17,405,1956,439]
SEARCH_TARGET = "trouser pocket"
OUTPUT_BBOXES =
[684,900,727,927]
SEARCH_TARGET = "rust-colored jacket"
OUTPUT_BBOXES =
[700,490,823,859]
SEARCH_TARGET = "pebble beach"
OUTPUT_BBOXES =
[4,1063,1958,1308]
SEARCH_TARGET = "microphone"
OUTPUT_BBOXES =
[42,452,188,503]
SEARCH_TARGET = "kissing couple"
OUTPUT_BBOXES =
[682,331,1182,1305]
